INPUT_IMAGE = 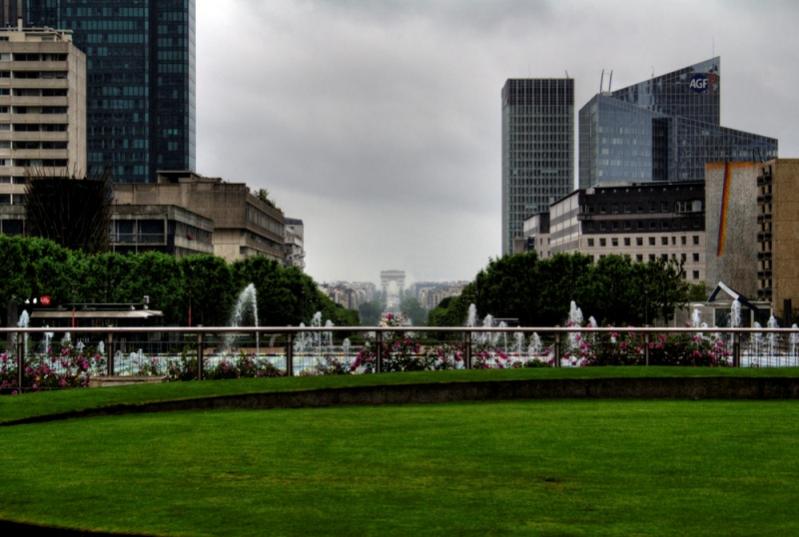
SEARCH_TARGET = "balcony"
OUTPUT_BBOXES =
[111,232,167,246]
[0,131,69,141]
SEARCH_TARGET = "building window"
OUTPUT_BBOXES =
[636,237,643,246]
[661,237,668,246]
[649,237,655,246]
[612,238,618,247]
[693,235,700,245]
[636,254,643,262]
[693,270,700,280]
[649,254,656,262]
[693,253,700,262]
[681,236,687,246]
[624,237,631,246]
[587,238,594,247]
[681,253,687,262]
[600,238,606,247]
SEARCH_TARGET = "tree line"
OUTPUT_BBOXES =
[429,252,704,327]
[0,235,357,327]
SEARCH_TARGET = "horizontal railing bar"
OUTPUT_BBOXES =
[0,326,797,335]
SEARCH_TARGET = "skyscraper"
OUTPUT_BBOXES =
[579,58,777,187]
[501,78,574,255]
[4,0,195,183]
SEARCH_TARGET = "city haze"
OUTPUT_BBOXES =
[196,0,799,283]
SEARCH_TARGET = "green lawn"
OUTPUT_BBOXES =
[4,366,799,424]
[2,400,799,536]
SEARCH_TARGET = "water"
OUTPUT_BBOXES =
[223,283,260,356]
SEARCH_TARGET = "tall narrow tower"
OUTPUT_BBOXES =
[501,78,574,255]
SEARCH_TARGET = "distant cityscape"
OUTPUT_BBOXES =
[0,1,794,320]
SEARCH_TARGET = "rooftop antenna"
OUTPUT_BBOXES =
[608,70,613,92]
[600,69,605,93]
[565,70,570,79]
[651,66,655,78]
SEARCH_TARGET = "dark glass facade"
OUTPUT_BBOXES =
[501,78,574,255]
[14,0,195,183]
[579,58,777,187]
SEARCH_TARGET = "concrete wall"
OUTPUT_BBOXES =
[705,162,759,296]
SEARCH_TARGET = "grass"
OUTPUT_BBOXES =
[2,400,799,536]
[4,366,799,424]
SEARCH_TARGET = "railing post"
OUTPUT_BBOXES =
[554,332,562,368]
[16,331,24,392]
[463,330,472,370]
[375,331,383,374]
[733,331,741,368]
[197,332,204,380]
[644,333,650,366]
[286,332,294,377]
[106,333,114,376]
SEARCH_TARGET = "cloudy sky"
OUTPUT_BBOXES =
[195,0,799,285]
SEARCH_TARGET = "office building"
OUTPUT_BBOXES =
[501,78,574,254]
[530,181,706,282]
[113,171,285,263]
[579,58,777,187]
[0,24,86,236]
[6,0,196,183]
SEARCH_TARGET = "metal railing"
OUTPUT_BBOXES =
[2,325,799,392]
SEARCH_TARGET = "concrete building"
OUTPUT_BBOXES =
[539,181,706,282]
[706,159,799,320]
[113,171,285,263]
[0,24,86,235]
[111,203,213,257]
[580,58,777,187]
[321,281,376,311]
[756,160,799,318]
[522,212,550,258]
[284,217,305,270]
[501,78,574,254]
[417,282,469,310]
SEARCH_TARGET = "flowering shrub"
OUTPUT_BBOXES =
[167,352,284,381]
[1,344,105,393]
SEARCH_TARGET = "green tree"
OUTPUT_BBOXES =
[358,300,384,326]
[179,255,235,326]
[400,297,428,326]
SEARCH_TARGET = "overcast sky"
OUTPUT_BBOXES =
[195,0,799,285]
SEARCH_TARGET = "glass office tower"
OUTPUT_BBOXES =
[14,0,195,183]
[501,78,574,255]
[579,57,777,187]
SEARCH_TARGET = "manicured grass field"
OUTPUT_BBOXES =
[1,400,799,536]
[4,366,799,424]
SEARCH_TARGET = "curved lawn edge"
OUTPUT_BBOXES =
[0,519,155,537]
[4,375,799,427]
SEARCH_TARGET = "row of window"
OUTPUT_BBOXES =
[587,235,701,248]
[0,123,68,131]
[0,159,68,167]
[0,71,68,79]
